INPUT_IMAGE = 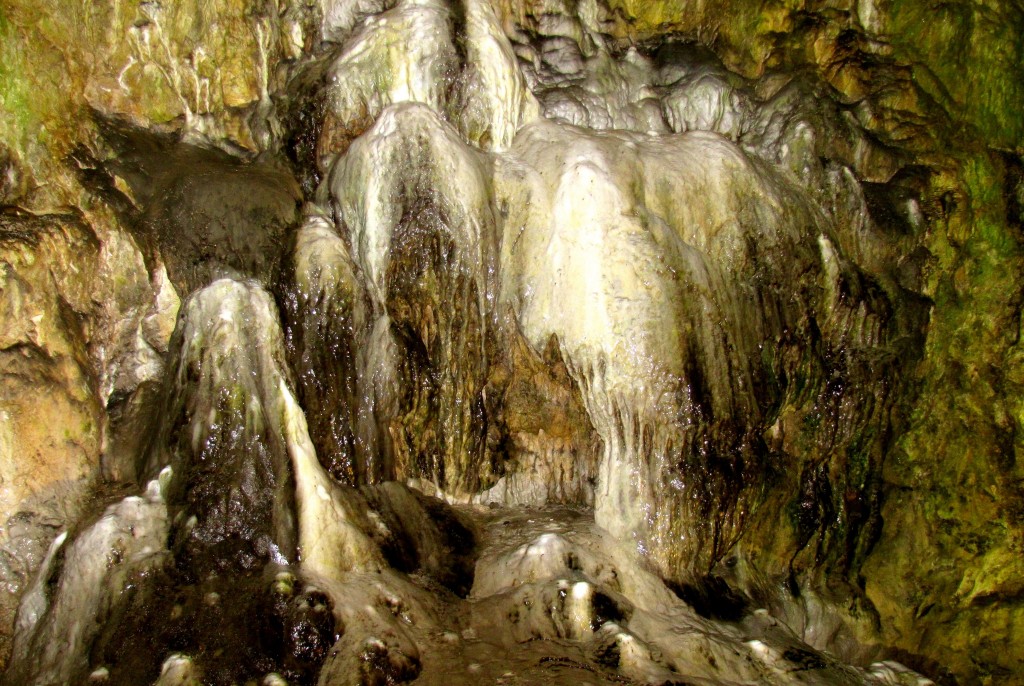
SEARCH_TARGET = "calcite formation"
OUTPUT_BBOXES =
[0,0,1021,684]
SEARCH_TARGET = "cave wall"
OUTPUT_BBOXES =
[0,0,1022,683]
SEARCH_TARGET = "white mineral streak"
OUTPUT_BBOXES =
[819,233,884,349]
[280,375,385,578]
[292,209,397,481]
[140,278,382,586]
[326,0,458,135]
[10,531,66,642]
[293,210,362,307]
[330,102,495,315]
[326,103,497,492]
[358,313,401,472]
[457,0,540,150]
[866,662,937,686]
[6,473,170,685]
[172,279,383,580]
[161,280,291,464]
[328,103,499,478]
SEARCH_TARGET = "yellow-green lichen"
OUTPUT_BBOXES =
[887,0,1024,150]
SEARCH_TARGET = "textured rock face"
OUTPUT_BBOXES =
[0,213,101,531]
[0,0,292,210]
[0,206,166,664]
[0,0,1021,684]
[494,116,895,580]
[0,213,103,664]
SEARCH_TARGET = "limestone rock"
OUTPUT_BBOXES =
[0,0,290,209]
[0,211,101,526]
[318,0,537,163]
[0,210,103,664]
[0,0,1022,683]
[88,121,303,297]
[3,475,170,685]
[283,209,371,485]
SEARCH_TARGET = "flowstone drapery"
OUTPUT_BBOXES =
[3,0,1020,684]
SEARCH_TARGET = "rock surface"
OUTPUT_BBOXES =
[0,0,1021,684]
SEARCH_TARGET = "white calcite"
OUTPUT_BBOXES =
[153,654,202,686]
[1,0,939,683]
[141,279,302,564]
[6,472,170,685]
[288,208,382,483]
[495,117,830,568]
[325,0,457,140]
[327,102,498,494]
[456,0,541,150]
[292,210,364,309]
[662,68,749,139]
[535,47,670,132]
[320,0,397,44]
[329,102,495,314]
[135,278,385,586]
[466,507,929,686]
[323,0,536,155]
[283,379,388,579]
[315,0,906,585]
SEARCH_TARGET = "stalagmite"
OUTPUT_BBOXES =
[4,472,171,685]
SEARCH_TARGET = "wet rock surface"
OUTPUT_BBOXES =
[0,0,1021,684]
[0,210,105,664]
[77,119,303,296]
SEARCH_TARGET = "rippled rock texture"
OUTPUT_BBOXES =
[0,0,1022,684]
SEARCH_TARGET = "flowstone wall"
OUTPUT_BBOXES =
[0,1,1021,683]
